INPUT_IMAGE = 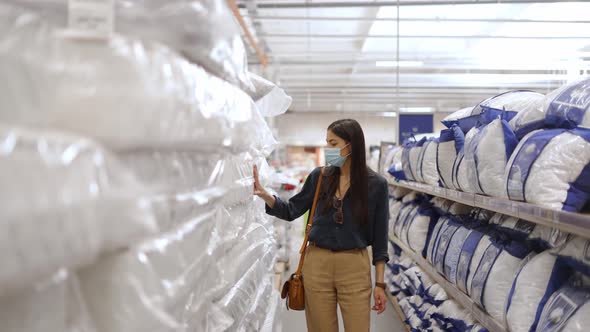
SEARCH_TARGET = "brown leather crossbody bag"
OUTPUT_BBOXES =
[280,167,324,311]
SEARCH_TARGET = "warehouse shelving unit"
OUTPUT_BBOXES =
[389,235,507,332]
[388,179,590,238]
[386,178,590,332]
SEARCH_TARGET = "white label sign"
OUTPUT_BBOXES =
[68,0,114,38]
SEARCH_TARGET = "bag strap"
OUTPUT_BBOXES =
[294,167,324,276]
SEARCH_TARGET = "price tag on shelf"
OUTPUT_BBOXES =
[68,0,114,39]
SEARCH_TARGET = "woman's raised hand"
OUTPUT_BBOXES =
[253,164,276,208]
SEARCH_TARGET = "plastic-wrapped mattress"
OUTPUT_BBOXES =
[0,272,94,332]
[505,127,590,212]
[463,119,518,197]
[0,125,156,295]
[77,206,275,332]
[5,0,253,91]
[0,4,276,153]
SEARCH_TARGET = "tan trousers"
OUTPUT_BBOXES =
[302,245,372,332]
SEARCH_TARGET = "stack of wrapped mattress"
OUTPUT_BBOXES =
[0,1,288,331]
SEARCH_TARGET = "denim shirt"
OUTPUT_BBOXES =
[266,167,390,265]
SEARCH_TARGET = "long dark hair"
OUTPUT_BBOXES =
[321,119,369,224]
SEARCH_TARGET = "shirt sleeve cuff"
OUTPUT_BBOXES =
[372,254,390,266]
[265,195,281,216]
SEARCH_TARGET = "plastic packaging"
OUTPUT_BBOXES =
[463,119,518,197]
[437,125,465,189]
[452,127,479,192]
[545,78,590,130]
[506,252,573,332]
[0,4,276,153]
[536,278,590,332]
[0,271,95,332]
[77,202,276,332]
[249,73,293,117]
[477,90,545,127]
[418,139,440,186]
[505,128,590,212]
[442,106,479,134]
[0,125,156,296]
[6,0,253,91]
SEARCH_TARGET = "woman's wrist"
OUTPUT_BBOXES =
[263,192,276,208]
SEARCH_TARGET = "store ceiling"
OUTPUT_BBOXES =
[238,0,590,114]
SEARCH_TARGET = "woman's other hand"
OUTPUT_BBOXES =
[372,286,387,314]
[253,164,276,208]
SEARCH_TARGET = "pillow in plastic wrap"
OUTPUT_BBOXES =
[469,240,532,324]
[463,119,519,197]
[442,106,479,133]
[0,6,276,153]
[402,138,427,182]
[437,125,465,189]
[424,284,448,305]
[505,127,590,212]
[432,217,464,275]
[508,93,549,139]
[477,90,545,128]
[536,279,590,332]
[404,266,433,296]
[489,213,536,241]
[452,127,479,192]
[397,204,420,246]
[506,251,574,332]
[385,146,405,180]
[0,272,95,332]
[0,125,156,295]
[431,300,475,331]
[248,73,292,117]
[426,216,447,264]
[545,78,590,130]
[557,236,590,275]
[6,0,253,91]
[417,139,440,186]
[399,203,439,258]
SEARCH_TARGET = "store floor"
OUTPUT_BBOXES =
[279,219,406,332]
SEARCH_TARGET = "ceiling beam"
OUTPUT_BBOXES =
[261,33,590,40]
[237,0,575,9]
[245,16,590,24]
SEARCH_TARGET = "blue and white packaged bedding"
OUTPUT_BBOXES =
[469,239,532,324]
[437,125,465,190]
[463,119,519,197]
[506,251,574,332]
[536,277,590,332]
[442,106,479,134]
[418,138,440,186]
[452,127,479,192]
[402,138,427,182]
[476,90,545,128]
[505,127,590,212]
[545,78,590,130]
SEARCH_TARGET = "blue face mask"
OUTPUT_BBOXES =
[325,144,350,168]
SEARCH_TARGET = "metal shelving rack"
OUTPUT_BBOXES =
[388,179,590,238]
[386,179,590,332]
[389,236,506,332]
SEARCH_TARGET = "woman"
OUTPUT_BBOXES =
[254,119,390,332]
